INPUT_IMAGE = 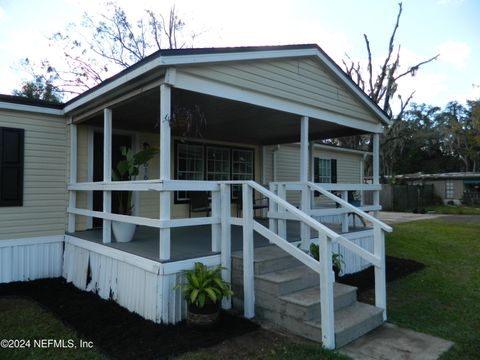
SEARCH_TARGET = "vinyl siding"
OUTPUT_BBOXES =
[181,58,378,124]
[74,127,261,227]
[264,144,363,206]
[0,110,67,240]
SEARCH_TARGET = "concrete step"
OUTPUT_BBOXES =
[232,245,303,275]
[233,282,357,321]
[306,302,385,348]
[233,264,318,296]
[257,301,384,348]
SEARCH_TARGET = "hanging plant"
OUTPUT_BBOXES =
[164,104,207,139]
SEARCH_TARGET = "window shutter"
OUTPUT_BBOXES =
[0,127,24,206]
[330,159,337,184]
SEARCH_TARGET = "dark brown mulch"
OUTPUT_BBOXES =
[0,278,258,360]
[338,255,425,292]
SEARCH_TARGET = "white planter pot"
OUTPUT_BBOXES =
[112,221,137,242]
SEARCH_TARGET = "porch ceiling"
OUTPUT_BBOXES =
[83,88,367,144]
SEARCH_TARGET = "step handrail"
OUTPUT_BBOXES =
[307,182,393,233]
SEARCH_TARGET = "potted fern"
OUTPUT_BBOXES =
[177,262,233,327]
[111,146,158,242]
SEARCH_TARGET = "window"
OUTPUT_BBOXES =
[0,127,24,207]
[232,149,254,199]
[445,180,454,199]
[206,146,230,181]
[175,141,254,202]
[176,143,204,201]
[314,158,337,183]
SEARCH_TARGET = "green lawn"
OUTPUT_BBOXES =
[425,204,480,215]
[0,298,106,360]
[385,219,480,359]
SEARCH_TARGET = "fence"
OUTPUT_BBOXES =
[374,184,435,212]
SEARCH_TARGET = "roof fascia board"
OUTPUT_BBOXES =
[312,49,390,125]
[0,101,64,116]
[175,70,384,134]
[286,142,371,156]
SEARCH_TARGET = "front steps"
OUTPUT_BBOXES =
[231,245,384,348]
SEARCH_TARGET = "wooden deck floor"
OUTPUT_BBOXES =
[69,219,369,262]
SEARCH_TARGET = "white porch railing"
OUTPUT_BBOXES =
[66,179,392,349]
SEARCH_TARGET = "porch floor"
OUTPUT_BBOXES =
[69,219,369,263]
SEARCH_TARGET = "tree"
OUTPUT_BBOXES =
[342,2,438,119]
[19,3,195,97]
[12,75,62,103]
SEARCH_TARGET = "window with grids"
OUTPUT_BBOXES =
[317,159,331,183]
[445,180,454,199]
[231,149,254,198]
[176,143,204,200]
[206,146,230,181]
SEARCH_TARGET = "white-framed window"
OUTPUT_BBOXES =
[314,158,337,184]
[445,180,454,199]
[176,143,204,200]
[232,149,254,199]
[206,146,230,181]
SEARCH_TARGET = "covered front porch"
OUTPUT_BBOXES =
[63,46,391,349]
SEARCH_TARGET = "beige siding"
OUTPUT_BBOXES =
[181,58,378,123]
[0,110,67,240]
[74,128,261,227]
[264,144,363,206]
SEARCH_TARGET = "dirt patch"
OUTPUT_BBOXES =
[0,278,258,360]
[338,256,425,292]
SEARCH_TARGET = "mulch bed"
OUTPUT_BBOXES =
[0,256,424,359]
[338,255,425,292]
[0,278,258,360]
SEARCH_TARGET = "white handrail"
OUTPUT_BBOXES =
[307,182,393,233]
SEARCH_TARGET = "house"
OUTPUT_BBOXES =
[398,172,480,205]
[0,44,392,349]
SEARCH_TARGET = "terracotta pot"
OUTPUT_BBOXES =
[112,221,136,242]
[186,301,220,327]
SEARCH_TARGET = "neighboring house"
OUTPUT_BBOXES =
[0,44,392,349]
[398,172,480,205]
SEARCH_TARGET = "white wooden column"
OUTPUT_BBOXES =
[300,116,310,248]
[159,83,171,260]
[319,233,335,349]
[86,127,94,229]
[372,133,380,217]
[220,184,232,310]
[211,190,221,252]
[67,120,77,233]
[242,184,255,318]
[374,224,387,320]
[309,142,315,181]
[103,109,112,243]
[341,190,349,233]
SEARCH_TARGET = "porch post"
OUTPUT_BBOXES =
[300,116,310,248]
[67,120,77,233]
[103,109,112,243]
[319,233,335,349]
[242,183,255,318]
[372,133,380,217]
[220,183,232,310]
[159,83,171,260]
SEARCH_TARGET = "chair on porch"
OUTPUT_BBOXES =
[188,191,211,217]
[236,188,269,217]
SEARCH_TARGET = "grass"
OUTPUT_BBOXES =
[0,297,107,360]
[425,204,480,215]
[385,219,480,359]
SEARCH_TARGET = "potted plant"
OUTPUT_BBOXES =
[348,191,362,207]
[111,146,158,242]
[177,262,233,327]
[309,243,345,280]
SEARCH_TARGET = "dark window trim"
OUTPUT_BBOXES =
[174,140,255,204]
[0,127,24,207]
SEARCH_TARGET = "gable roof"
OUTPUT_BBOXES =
[63,44,390,125]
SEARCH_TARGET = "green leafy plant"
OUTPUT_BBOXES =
[178,262,233,309]
[112,146,158,215]
[309,243,345,275]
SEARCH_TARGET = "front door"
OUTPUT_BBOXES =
[92,133,132,228]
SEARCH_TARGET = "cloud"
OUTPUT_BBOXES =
[0,5,6,20]
[438,40,471,68]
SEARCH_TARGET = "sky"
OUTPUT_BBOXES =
[0,0,479,110]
